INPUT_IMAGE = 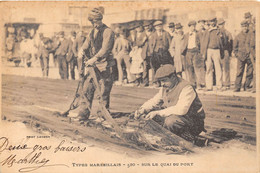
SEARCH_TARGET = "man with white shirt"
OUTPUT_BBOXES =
[181,20,204,89]
[134,64,206,142]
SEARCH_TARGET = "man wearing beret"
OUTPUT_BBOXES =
[77,7,115,121]
[218,18,233,90]
[201,17,224,91]
[233,20,253,92]
[134,64,206,142]
[182,20,205,89]
[55,31,73,80]
[149,20,173,81]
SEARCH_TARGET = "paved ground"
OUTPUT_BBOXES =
[1,60,256,98]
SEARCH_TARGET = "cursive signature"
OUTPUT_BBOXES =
[0,137,69,172]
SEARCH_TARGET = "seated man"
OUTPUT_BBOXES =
[134,64,206,142]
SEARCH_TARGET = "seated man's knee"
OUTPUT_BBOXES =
[163,115,182,134]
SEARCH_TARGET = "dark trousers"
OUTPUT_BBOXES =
[57,55,68,80]
[221,50,230,87]
[184,49,205,87]
[250,54,256,90]
[69,58,77,80]
[78,67,113,119]
[39,55,49,77]
[235,57,253,90]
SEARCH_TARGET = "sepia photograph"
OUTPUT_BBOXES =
[0,1,258,173]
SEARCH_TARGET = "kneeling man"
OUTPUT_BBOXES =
[135,64,206,142]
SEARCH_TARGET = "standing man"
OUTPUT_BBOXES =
[182,20,204,89]
[246,18,256,93]
[169,23,185,77]
[77,7,115,121]
[143,21,156,86]
[149,21,173,75]
[218,18,233,90]
[202,17,224,91]
[135,23,148,86]
[233,20,253,92]
[72,31,87,78]
[112,28,134,85]
[134,64,206,143]
[55,31,72,80]
[67,31,77,80]
[6,32,15,61]
[38,37,52,77]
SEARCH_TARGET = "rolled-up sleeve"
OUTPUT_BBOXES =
[95,28,115,60]
[141,88,163,111]
[159,85,196,116]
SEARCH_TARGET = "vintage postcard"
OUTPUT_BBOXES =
[0,1,259,173]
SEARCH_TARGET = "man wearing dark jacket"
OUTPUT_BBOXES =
[181,20,205,89]
[202,17,224,91]
[72,31,86,78]
[233,20,253,92]
[55,31,72,80]
[149,21,173,73]
[77,7,115,121]
[218,18,233,90]
[246,19,255,93]
[38,37,52,77]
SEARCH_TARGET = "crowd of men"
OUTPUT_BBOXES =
[111,11,256,93]
[5,11,256,93]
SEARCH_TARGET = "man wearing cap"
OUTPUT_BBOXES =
[112,28,134,85]
[233,20,253,92]
[55,31,72,80]
[246,18,256,93]
[77,7,115,121]
[202,17,224,91]
[149,20,173,78]
[38,37,52,77]
[168,22,176,39]
[169,23,185,77]
[218,18,233,90]
[182,20,205,89]
[197,19,207,52]
[134,64,206,142]
[142,21,155,86]
[72,31,87,78]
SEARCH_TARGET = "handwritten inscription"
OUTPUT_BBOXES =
[0,137,86,172]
